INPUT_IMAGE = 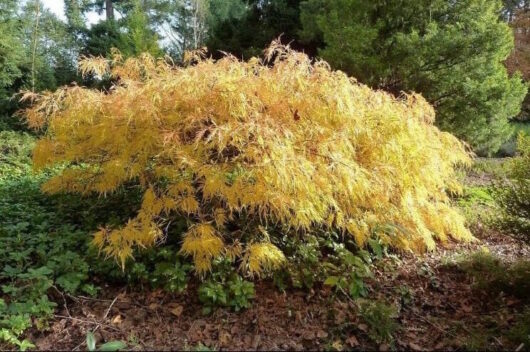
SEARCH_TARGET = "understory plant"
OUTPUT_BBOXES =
[198,258,255,314]
[494,133,530,241]
[0,132,90,350]
[0,131,190,348]
[274,232,375,299]
[22,41,473,276]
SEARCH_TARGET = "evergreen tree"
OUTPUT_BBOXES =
[505,8,530,120]
[126,0,162,57]
[0,1,24,100]
[64,0,86,31]
[300,0,527,154]
[207,0,304,59]
[19,0,78,91]
[0,1,78,127]
[164,0,246,59]
[81,0,163,58]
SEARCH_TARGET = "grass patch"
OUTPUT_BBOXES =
[508,308,530,349]
[469,158,510,179]
[445,250,530,300]
[457,185,499,234]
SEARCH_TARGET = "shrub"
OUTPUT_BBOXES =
[198,259,255,314]
[358,299,399,344]
[273,232,374,297]
[446,249,530,300]
[494,133,530,240]
[22,42,473,275]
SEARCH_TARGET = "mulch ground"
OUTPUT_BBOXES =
[27,230,529,351]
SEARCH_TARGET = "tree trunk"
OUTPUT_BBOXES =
[105,0,114,21]
[31,0,41,92]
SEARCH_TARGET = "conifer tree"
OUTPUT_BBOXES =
[300,0,527,155]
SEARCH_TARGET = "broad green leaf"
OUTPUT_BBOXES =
[98,340,127,351]
[86,331,96,351]
[323,276,339,286]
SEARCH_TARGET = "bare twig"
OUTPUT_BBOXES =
[409,311,454,337]
[69,292,123,351]
[52,285,71,318]
[54,315,120,331]
[102,295,119,321]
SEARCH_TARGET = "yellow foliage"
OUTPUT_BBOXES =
[243,243,286,277]
[180,223,224,273]
[22,41,474,274]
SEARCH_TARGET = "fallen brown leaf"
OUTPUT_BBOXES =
[170,306,184,317]
[111,314,122,325]
[316,330,328,339]
[332,340,343,351]
[409,342,424,351]
[346,335,359,347]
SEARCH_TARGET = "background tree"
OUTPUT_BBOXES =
[20,1,78,91]
[0,1,24,103]
[206,0,305,59]
[125,0,163,56]
[503,0,530,20]
[300,0,527,155]
[505,8,530,121]
[81,0,163,57]
[163,0,247,59]
[1,0,79,127]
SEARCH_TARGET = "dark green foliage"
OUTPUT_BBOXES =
[102,246,192,293]
[207,0,307,59]
[273,232,375,299]
[494,133,530,239]
[449,250,530,300]
[198,259,255,314]
[507,308,530,349]
[497,122,530,156]
[0,1,80,124]
[125,0,162,57]
[0,132,89,348]
[80,0,164,59]
[0,131,192,347]
[300,0,527,155]
[0,1,24,101]
[82,21,130,57]
[503,0,530,20]
[0,2,26,125]
[358,299,399,344]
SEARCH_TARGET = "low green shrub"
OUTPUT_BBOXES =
[273,232,377,299]
[198,258,255,314]
[494,133,530,241]
[447,250,530,300]
[0,132,94,348]
[358,299,399,344]
[457,185,498,234]
[86,331,127,351]
[507,308,530,348]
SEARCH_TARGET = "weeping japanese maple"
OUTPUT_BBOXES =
[22,42,473,275]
